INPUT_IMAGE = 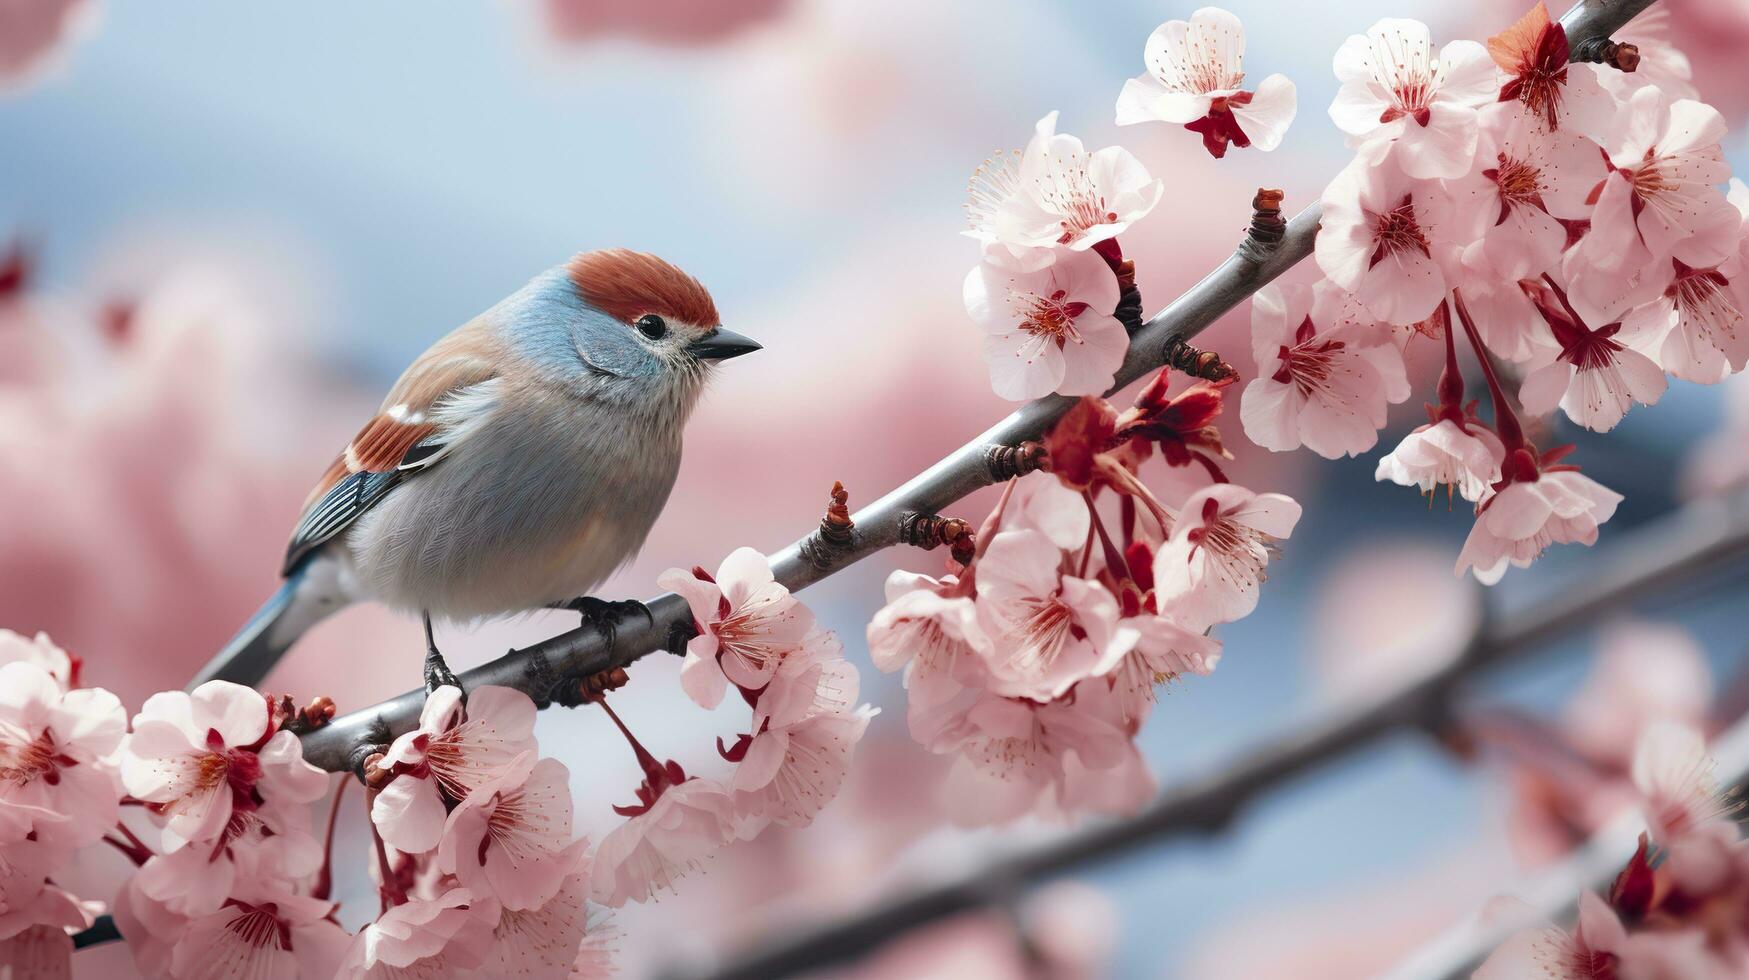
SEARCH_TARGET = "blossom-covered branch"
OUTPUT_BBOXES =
[293,199,1315,773]
[678,490,1749,980]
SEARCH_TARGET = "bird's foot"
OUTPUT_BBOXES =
[664,618,699,656]
[423,647,462,696]
[557,596,654,653]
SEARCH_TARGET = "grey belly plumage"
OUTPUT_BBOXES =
[342,398,681,621]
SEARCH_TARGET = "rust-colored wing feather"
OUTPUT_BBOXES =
[283,327,502,574]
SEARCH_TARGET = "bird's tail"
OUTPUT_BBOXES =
[189,555,349,690]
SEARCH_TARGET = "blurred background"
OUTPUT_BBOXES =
[6,0,1749,976]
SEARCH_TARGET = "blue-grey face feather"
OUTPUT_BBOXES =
[487,267,666,384]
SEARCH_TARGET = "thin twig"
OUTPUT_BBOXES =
[672,491,1749,980]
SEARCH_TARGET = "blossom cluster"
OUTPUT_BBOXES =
[1477,721,1749,978]
[1235,3,1747,584]
[871,375,1299,825]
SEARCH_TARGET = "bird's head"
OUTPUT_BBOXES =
[498,249,759,422]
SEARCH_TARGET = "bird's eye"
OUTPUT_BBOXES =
[636,314,668,341]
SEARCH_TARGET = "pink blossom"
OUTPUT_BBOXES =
[1621,258,1749,385]
[1153,483,1301,630]
[0,881,94,980]
[964,248,1129,401]
[1474,891,1627,980]
[921,683,1136,826]
[1007,469,1092,551]
[1453,271,1544,363]
[1316,156,1460,326]
[1631,721,1735,847]
[0,630,75,690]
[965,111,1163,260]
[438,757,589,912]
[335,888,500,980]
[1375,416,1505,503]
[867,571,990,710]
[729,705,876,832]
[484,850,598,977]
[1576,85,1737,279]
[1517,271,1667,433]
[133,812,323,917]
[1097,612,1222,726]
[659,548,813,710]
[120,681,327,850]
[751,628,857,732]
[1114,7,1296,157]
[1446,103,1607,282]
[1564,622,1712,766]
[589,777,732,907]
[167,884,350,980]
[974,528,1135,702]
[1328,18,1498,179]
[1455,466,1622,584]
[372,684,538,854]
[0,661,124,848]
[0,0,96,94]
[1241,280,1408,458]
[112,876,191,978]
[1485,1,1611,136]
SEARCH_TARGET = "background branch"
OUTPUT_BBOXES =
[1382,711,1749,980]
[662,491,1749,980]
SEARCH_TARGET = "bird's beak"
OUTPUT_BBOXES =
[689,327,762,361]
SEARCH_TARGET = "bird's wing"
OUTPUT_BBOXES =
[283,348,502,574]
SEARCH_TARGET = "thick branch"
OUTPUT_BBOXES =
[1382,712,1749,980]
[296,206,1315,771]
[674,492,1749,980]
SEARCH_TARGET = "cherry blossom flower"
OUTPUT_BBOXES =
[1455,455,1622,584]
[974,528,1135,702]
[1328,18,1499,179]
[965,111,1163,263]
[0,882,94,980]
[868,572,990,711]
[1486,2,1610,136]
[335,888,500,980]
[1518,273,1668,433]
[1376,417,1505,503]
[133,808,323,917]
[120,680,328,851]
[1631,721,1736,847]
[0,0,96,94]
[1316,156,1459,326]
[1473,891,1627,980]
[484,850,597,978]
[1446,103,1608,282]
[372,684,538,854]
[1114,7,1297,158]
[660,548,813,711]
[1575,85,1737,280]
[167,884,350,980]
[1241,280,1408,458]
[1621,257,1749,384]
[1007,469,1093,551]
[1097,612,1222,726]
[112,876,191,978]
[1153,483,1301,630]
[438,757,589,912]
[917,684,1137,826]
[0,662,124,848]
[749,628,857,733]
[590,777,732,907]
[729,704,877,832]
[0,630,75,690]
[964,247,1129,401]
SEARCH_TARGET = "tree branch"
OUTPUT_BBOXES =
[668,491,1749,980]
[293,200,1315,771]
[1380,711,1749,980]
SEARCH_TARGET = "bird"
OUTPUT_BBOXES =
[193,248,760,696]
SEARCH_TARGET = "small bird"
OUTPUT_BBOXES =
[195,249,759,693]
